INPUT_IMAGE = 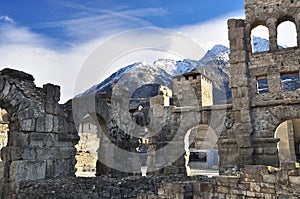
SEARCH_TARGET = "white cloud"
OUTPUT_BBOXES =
[0,24,51,45]
[0,15,15,24]
[178,10,245,51]
[0,23,93,103]
[0,10,248,103]
[37,6,167,41]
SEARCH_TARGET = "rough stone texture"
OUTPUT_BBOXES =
[0,68,79,198]
[173,71,213,107]
[218,0,300,170]
[15,164,300,198]
[72,94,143,177]
[17,174,208,199]
[1,0,300,198]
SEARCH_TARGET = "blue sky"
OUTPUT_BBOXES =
[0,0,244,46]
[0,0,245,102]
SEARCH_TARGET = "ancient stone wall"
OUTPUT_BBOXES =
[0,69,79,198]
[139,164,300,199]
[222,0,300,170]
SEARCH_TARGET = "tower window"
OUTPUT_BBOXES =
[257,76,269,94]
[251,25,270,53]
[281,72,300,91]
[277,20,297,48]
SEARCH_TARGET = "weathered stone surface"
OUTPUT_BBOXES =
[0,68,78,198]
[1,0,300,198]
[10,160,46,182]
[263,174,276,184]
[289,176,300,185]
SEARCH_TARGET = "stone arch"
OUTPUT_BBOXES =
[0,77,36,132]
[0,76,34,165]
[276,17,297,48]
[0,69,79,198]
[251,104,300,167]
[184,124,219,176]
[274,118,300,165]
[250,22,270,53]
[267,105,300,135]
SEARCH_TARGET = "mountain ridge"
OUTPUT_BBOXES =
[79,36,272,104]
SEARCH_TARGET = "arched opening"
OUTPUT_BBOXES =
[251,25,270,53]
[75,114,100,177]
[184,124,219,177]
[0,108,8,162]
[275,119,300,165]
[277,20,297,48]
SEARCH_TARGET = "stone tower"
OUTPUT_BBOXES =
[227,0,300,167]
[173,71,213,107]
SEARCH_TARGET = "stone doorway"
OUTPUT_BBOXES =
[275,119,300,165]
[184,124,219,176]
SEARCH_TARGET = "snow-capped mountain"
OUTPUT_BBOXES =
[79,37,271,104]
[81,61,173,96]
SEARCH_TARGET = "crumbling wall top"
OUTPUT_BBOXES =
[0,68,34,82]
[245,0,297,6]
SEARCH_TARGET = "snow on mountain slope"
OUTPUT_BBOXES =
[252,36,270,53]
[79,37,271,103]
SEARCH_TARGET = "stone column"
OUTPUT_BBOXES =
[228,19,254,167]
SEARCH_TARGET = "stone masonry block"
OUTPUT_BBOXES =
[0,81,11,99]
[35,147,57,160]
[45,114,54,132]
[30,132,55,147]
[43,83,60,102]
[263,174,277,184]
[0,161,5,181]
[289,176,300,185]
[20,119,35,132]
[7,132,29,147]
[10,160,46,182]
[36,115,45,132]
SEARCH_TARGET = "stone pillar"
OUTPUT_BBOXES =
[268,20,278,51]
[287,120,296,161]
[228,19,254,167]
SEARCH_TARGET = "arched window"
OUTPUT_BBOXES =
[277,20,297,48]
[251,25,270,53]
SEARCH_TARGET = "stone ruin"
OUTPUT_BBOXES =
[0,69,79,197]
[1,0,300,198]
